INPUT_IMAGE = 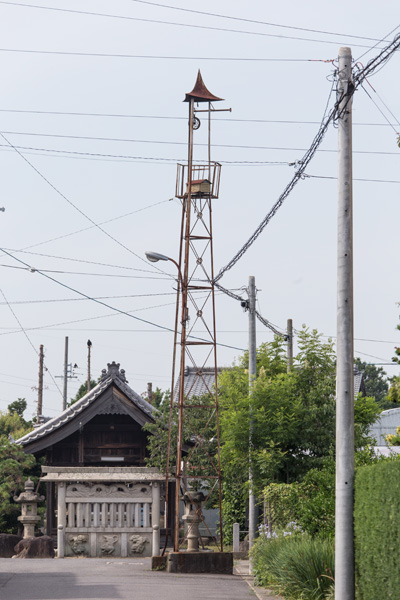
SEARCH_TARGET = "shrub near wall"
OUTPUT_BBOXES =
[354,460,400,600]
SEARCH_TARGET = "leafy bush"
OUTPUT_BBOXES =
[251,533,334,600]
[0,438,40,533]
[355,459,400,600]
[263,461,335,539]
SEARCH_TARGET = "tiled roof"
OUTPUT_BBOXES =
[174,366,366,401]
[17,362,154,447]
[354,369,366,398]
[173,366,226,401]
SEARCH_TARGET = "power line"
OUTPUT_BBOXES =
[0,48,320,61]
[214,30,400,283]
[0,143,293,164]
[15,198,174,252]
[0,131,171,278]
[355,24,400,62]
[214,282,286,338]
[0,291,224,334]
[0,248,245,352]
[0,108,397,128]
[360,84,399,135]
[0,263,176,280]
[1,140,400,159]
[0,291,201,306]
[213,77,338,283]
[0,286,63,398]
[129,0,383,43]
[305,173,400,184]
[0,2,382,49]
[3,247,170,273]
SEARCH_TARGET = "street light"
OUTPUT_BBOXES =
[145,251,182,281]
[145,249,182,554]
[145,251,170,263]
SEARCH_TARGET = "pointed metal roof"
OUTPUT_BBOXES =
[184,70,223,103]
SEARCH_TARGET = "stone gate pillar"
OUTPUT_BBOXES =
[152,481,160,556]
[57,481,66,558]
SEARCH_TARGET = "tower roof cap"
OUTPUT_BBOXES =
[184,70,223,103]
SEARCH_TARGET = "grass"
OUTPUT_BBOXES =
[251,534,334,600]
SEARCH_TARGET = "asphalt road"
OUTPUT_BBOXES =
[0,557,257,600]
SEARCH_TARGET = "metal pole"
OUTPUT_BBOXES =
[174,96,195,552]
[287,319,293,373]
[248,276,257,550]
[87,340,92,392]
[335,46,355,600]
[37,344,44,419]
[63,337,68,411]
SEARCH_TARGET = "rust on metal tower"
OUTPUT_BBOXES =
[161,71,231,557]
[184,70,224,103]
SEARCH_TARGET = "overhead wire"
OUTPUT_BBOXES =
[355,24,400,62]
[128,0,384,43]
[16,198,174,252]
[0,2,383,49]
[0,248,245,352]
[214,282,286,338]
[2,140,400,160]
[0,286,63,397]
[2,247,171,273]
[305,173,400,184]
[0,48,326,61]
[0,130,172,278]
[0,263,177,280]
[214,30,400,283]
[0,109,397,128]
[359,84,399,135]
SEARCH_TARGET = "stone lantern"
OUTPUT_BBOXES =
[14,478,44,539]
[182,491,206,552]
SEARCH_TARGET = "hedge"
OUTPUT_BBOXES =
[354,460,400,600]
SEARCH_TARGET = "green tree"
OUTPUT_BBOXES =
[0,408,39,533]
[69,380,98,406]
[219,327,381,538]
[7,398,28,419]
[144,391,217,491]
[354,358,389,404]
[0,439,39,533]
[392,304,400,365]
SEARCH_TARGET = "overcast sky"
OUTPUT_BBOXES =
[0,0,399,420]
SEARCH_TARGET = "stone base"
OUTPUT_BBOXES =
[13,536,55,559]
[167,552,233,574]
[0,534,22,558]
[151,555,167,570]
[233,551,248,560]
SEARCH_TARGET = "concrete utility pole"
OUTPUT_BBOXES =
[37,344,44,419]
[63,337,68,411]
[248,276,257,551]
[335,46,355,600]
[287,318,293,373]
[87,340,92,392]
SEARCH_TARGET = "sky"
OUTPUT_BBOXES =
[0,0,399,421]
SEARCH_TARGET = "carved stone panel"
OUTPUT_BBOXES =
[98,534,120,556]
[128,533,151,557]
[67,534,89,556]
[66,482,151,499]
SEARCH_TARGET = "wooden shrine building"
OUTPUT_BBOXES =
[17,362,173,558]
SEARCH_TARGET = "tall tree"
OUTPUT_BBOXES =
[219,327,381,539]
[354,358,389,404]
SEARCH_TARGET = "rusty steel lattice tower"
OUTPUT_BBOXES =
[170,72,230,552]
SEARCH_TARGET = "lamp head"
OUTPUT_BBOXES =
[145,251,170,263]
